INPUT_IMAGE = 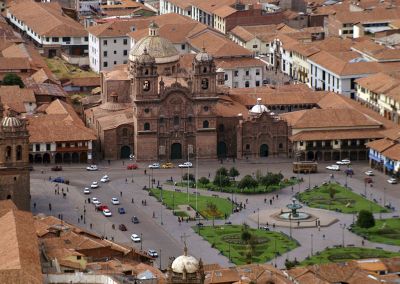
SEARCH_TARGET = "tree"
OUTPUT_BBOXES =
[238,175,258,191]
[2,73,24,88]
[213,174,231,187]
[215,167,228,177]
[228,167,240,178]
[356,210,375,228]
[206,201,219,226]
[198,177,209,185]
[182,173,195,181]
[327,184,338,200]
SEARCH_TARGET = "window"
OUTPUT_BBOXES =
[188,116,192,123]
[256,81,260,87]
[123,38,128,45]
[52,37,59,42]
[103,61,108,67]
[103,51,107,57]
[62,37,71,42]
[5,146,11,160]
[46,37,50,42]
[103,40,108,45]
[113,39,117,43]
[224,73,228,81]
[245,70,250,76]
[113,61,117,65]
[46,144,51,151]
[299,141,304,146]
[202,120,209,128]
[218,124,224,132]
[203,106,209,112]
[15,145,22,160]
[234,70,239,77]
[159,117,164,123]
[144,122,150,131]
[256,69,260,75]
[173,116,179,126]
[84,36,88,41]
[35,144,40,151]
[279,143,283,149]
[245,144,250,150]
[123,50,128,56]
[122,128,128,136]
[181,44,185,50]
[113,50,117,55]
[245,81,250,88]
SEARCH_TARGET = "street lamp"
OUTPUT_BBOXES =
[257,208,260,229]
[311,233,314,256]
[187,147,190,203]
[160,187,164,225]
[140,233,143,250]
[340,223,346,247]
[308,170,311,189]
[289,213,292,239]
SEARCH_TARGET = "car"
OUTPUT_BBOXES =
[86,165,98,171]
[326,165,340,171]
[365,170,374,176]
[111,197,120,205]
[131,234,141,242]
[178,162,193,168]
[132,216,139,224]
[91,181,99,189]
[196,222,204,227]
[100,175,110,183]
[102,209,112,217]
[336,159,351,165]
[148,163,160,169]
[260,226,270,231]
[51,177,69,184]
[98,205,109,211]
[83,187,91,194]
[91,197,100,205]
[148,249,158,257]
[387,178,398,184]
[127,164,138,170]
[161,162,174,169]
[118,207,126,214]
[119,224,127,231]
[51,165,62,171]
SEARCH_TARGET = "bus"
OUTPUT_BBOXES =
[292,161,318,173]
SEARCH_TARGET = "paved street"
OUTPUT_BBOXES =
[31,158,400,269]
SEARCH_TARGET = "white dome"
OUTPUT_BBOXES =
[195,48,213,62]
[2,116,22,128]
[250,98,269,114]
[171,254,199,274]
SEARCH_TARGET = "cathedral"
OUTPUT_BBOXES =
[85,22,290,161]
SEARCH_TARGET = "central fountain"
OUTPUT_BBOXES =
[279,198,310,220]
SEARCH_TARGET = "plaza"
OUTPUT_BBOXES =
[30,157,400,269]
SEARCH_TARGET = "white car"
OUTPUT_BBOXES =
[86,165,98,171]
[387,178,398,184]
[178,162,193,168]
[336,159,351,165]
[148,249,158,257]
[100,175,110,183]
[111,197,120,205]
[131,234,141,242]
[129,154,135,160]
[102,209,112,217]
[148,163,160,169]
[365,170,374,176]
[83,187,91,194]
[91,181,99,189]
[92,197,100,205]
[326,165,340,171]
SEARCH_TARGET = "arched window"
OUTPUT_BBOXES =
[144,122,150,131]
[203,120,209,128]
[16,145,22,161]
[5,146,11,161]
[246,144,250,150]
[279,143,283,149]
[218,124,224,132]
[203,67,207,73]
[173,116,180,126]
[122,128,128,136]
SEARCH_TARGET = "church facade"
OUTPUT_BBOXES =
[85,23,290,161]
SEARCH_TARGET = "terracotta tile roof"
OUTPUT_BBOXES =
[379,128,400,141]
[26,82,67,98]
[0,208,42,284]
[213,5,237,18]
[8,1,87,37]
[64,76,101,87]
[0,86,36,114]
[165,0,192,9]
[352,40,400,61]
[88,19,142,37]
[206,268,240,284]
[332,6,400,24]
[0,57,30,70]
[355,71,400,101]
[290,129,384,141]
[215,57,265,69]
[366,138,396,152]
[229,24,278,42]
[381,143,400,161]
[354,259,388,272]
[190,0,237,15]
[215,95,249,118]
[1,43,29,58]
[97,110,134,130]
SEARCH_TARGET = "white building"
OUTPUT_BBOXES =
[75,0,100,17]
[216,58,265,88]
[88,20,137,73]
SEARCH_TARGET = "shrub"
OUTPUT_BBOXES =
[229,167,240,178]
[198,177,210,185]
[356,210,375,228]
[2,73,24,88]
[182,173,195,181]
[238,175,258,190]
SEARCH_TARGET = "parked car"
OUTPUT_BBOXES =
[118,207,126,214]
[127,164,138,170]
[91,181,99,189]
[178,162,193,168]
[100,175,110,183]
[132,216,139,224]
[161,162,174,169]
[51,165,62,171]
[260,226,270,231]
[336,159,351,165]
[326,165,340,171]
[98,205,109,211]
[83,187,91,194]
[51,177,69,184]
[131,234,141,242]
[148,163,160,169]
[148,249,158,257]
[119,224,127,231]
[129,154,135,160]
[91,197,100,205]
[387,178,398,184]
[365,170,374,176]
[111,197,120,205]
[86,165,98,171]
[102,209,112,217]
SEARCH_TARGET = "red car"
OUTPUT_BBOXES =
[98,205,109,211]
[127,164,138,170]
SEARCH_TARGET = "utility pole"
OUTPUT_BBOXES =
[160,187,163,225]
[257,208,260,229]
[187,147,190,202]
[311,233,314,256]
[140,233,143,250]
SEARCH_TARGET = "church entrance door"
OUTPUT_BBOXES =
[260,144,269,157]
[120,145,131,159]
[171,143,182,160]
[217,141,227,158]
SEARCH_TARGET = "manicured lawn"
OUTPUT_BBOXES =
[301,247,400,266]
[150,188,232,219]
[175,178,298,195]
[45,57,98,80]
[297,183,388,214]
[352,219,400,246]
[195,225,298,265]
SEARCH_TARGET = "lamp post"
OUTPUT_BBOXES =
[340,223,346,247]
[83,205,86,224]
[187,147,190,203]
[257,208,260,229]
[159,249,162,270]
[289,213,292,239]
[345,171,348,187]
[308,170,311,189]
[311,233,314,256]
[160,187,164,225]
[383,187,386,207]
[172,189,175,215]
[140,233,143,250]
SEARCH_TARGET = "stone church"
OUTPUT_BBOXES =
[85,22,290,161]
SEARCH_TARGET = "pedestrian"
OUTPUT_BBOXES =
[80,215,83,220]
[318,225,321,231]
[246,198,248,204]
[108,159,110,165]
[131,178,134,183]
[244,204,246,209]
[111,237,114,241]
[88,198,91,204]
[291,186,294,192]
[153,211,155,218]
[90,223,93,229]
[208,173,211,178]
[131,198,134,203]
[264,198,266,203]
[144,169,147,175]
[122,161,125,166]
[33,202,36,209]
[49,203,52,211]
[120,191,122,197]
[272,196,274,201]
[297,221,300,226]
[67,187,69,193]
[276,194,278,199]
[270,199,272,205]
[54,189,56,195]
[125,178,127,183]
[323,234,325,240]
[362,239,365,246]
[112,224,115,230]
[85,199,87,204]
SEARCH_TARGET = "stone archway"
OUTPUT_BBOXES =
[217,141,227,158]
[63,153,71,163]
[307,151,314,161]
[80,152,87,163]
[171,143,182,160]
[260,144,269,157]
[72,152,79,163]
[29,154,33,163]
[315,151,322,161]
[120,145,131,159]
[34,154,42,163]
[43,153,51,163]
[55,153,62,163]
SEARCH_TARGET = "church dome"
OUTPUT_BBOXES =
[250,98,269,114]
[195,47,213,62]
[171,248,199,274]
[129,22,179,64]
[1,115,22,128]
[136,48,156,64]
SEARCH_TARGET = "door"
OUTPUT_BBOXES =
[120,145,131,159]
[217,141,227,158]
[171,143,182,160]
[260,144,269,157]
